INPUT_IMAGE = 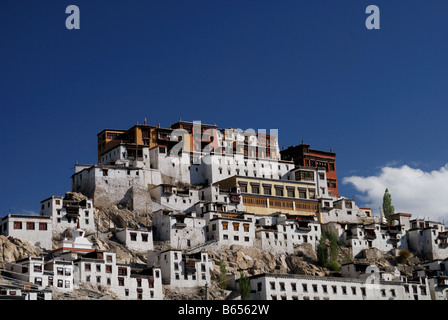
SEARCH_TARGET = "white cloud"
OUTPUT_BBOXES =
[342,164,448,223]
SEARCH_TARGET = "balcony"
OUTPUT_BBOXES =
[365,233,376,240]
[297,223,311,232]
[439,242,448,248]
[439,232,448,239]
[184,261,196,274]
[174,222,187,229]
[65,206,80,219]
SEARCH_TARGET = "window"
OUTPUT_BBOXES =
[96,265,101,272]
[57,267,63,275]
[275,188,284,197]
[233,223,240,231]
[65,280,71,288]
[13,221,22,229]
[149,280,154,288]
[39,223,47,231]
[332,286,337,294]
[287,189,295,197]
[106,255,113,263]
[27,222,35,230]
[280,282,285,291]
[222,221,228,230]
[361,287,366,296]
[420,286,427,295]
[252,186,260,194]
[263,187,271,195]
[312,284,318,293]
[270,282,275,290]
[130,233,137,241]
[118,277,125,286]
[351,287,357,295]
[85,263,91,272]
[141,233,148,242]
[137,279,142,287]
[299,190,307,199]
[342,286,347,295]
[34,264,42,273]
[106,265,112,273]
[243,224,250,232]
[322,285,327,293]
[57,279,63,288]
[118,267,127,276]
[302,284,308,292]
[291,283,297,292]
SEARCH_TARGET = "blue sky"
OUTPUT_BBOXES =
[1,1,447,221]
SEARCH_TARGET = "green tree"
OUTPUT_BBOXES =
[382,188,395,223]
[218,259,227,289]
[317,232,328,267]
[328,231,339,262]
[239,271,251,300]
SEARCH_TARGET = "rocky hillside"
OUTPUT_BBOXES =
[0,235,47,268]
[0,203,425,300]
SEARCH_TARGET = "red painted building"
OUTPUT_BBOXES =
[281,144,339,197]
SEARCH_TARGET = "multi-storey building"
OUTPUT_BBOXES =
[149,184,200,213]
[115,227,154,252]
[256,213,322,253]
[281,143,338,197]
[408,218,448,260]
[246,272,431,300]
[0,214,52,250]
[72,250,163,300]
[40,194,95,233]
[204,211,255,248]
[152,209,206,250]
[147,249,211,289]
[214,176,319,217]
[4,256,73,295]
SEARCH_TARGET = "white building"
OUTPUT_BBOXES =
[318,197,377,226]
[71,164,159,211]
[147,249,211,289]
[150,184,200,213]
[72,250,163,300]
[40,194,95,233]
[341,222,409,259]
[115,227,154,252]
[4,257,71,297]
[256,214,322,253]
[204,211,255,248]
[152,209,206,250]
[0,214,52,250]
[408,218,448,261]
[288,166,329,198]
[246,273,431,300]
